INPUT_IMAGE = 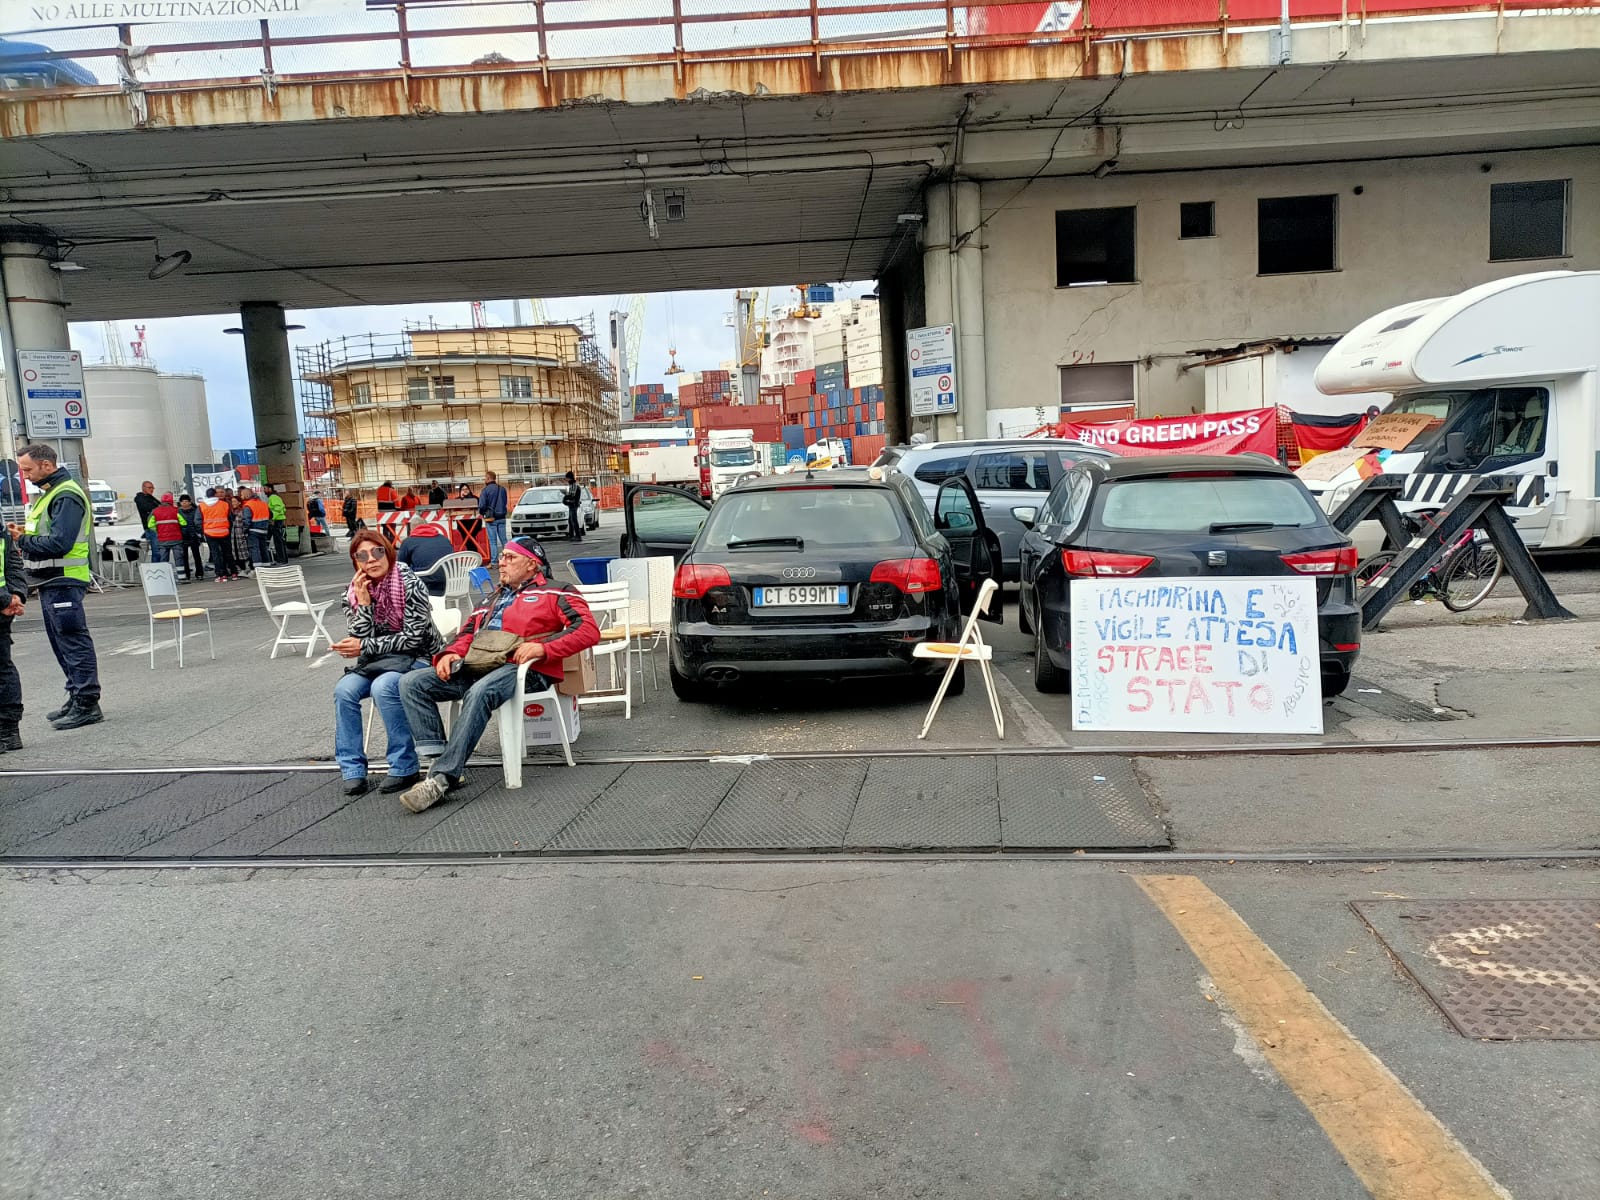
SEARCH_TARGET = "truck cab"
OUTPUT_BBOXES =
[87,480,120,526]
[1311,270,1598,552]
[706,428,760,500]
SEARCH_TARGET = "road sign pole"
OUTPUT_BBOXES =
[2,237,86,479]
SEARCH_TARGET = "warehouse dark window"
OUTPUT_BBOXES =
[1257,194,1337,275]
[1055,206,1137,286]
[1490,180,1568,261]
[1180,201,1215,239]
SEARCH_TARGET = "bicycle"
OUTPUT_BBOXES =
[1355,514,1505,613]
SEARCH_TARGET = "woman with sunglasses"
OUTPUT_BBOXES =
[329,529,443,796]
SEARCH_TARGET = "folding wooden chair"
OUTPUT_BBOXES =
[913,578,1004,740]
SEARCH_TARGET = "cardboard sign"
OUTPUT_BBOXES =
[1069,577,1323,734]
[1351,412,1434,451]
[1055,409,1279,458]
[1294,446,1369,483]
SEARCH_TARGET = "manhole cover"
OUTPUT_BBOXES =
[1353,899,1600,1040]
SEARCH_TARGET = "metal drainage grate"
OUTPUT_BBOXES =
[1354,899,1600,1040]
[1340,678,1459,723]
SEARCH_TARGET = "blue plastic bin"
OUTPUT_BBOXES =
[570,555,616,586]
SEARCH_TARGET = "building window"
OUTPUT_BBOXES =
[1257,194,1337,275]
[1490,180,1568,261]
[1060,362,1136,411]
[350,382,371,404]
[500,375,533,399]
[406,376,430,403]
[1180,201,1215,239]
[1055,206,1137,287]
[433,375,456,400]
[505,448,544,475]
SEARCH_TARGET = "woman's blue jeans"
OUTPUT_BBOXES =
[334,663,426,780]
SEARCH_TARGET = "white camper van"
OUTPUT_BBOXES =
[1312,271,1599,551]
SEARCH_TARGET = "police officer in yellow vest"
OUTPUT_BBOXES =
[6,442,103,730]
[0,522,24,752]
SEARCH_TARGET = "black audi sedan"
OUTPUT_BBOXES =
[1015,455,1361,697]
[620,471,1003,701]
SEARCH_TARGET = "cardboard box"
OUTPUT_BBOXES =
[523,692,581,745]
[556,648,597,697]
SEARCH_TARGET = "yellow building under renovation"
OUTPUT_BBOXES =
[298,322,617,500]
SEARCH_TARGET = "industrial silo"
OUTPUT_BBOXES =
[79,365,173,497]
[157,371,215,489]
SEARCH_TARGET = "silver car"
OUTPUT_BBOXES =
[876,438,1113,581]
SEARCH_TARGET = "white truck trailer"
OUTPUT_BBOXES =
[1311,270,1599,551]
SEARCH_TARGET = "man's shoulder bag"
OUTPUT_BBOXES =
[460,629,522,676]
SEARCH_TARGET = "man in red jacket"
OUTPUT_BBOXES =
[397,536,600,812]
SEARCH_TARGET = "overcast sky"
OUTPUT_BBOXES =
[67,282,873,453]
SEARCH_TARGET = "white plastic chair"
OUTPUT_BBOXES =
[254,565,336,659]
[575,580,633,719]
[138,562,214,669]
[494,661,575,787]
[606,557,671,690]
[415,550,483,618]
[914,577,1004,740]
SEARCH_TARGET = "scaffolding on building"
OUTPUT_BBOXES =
[296,321,619,503]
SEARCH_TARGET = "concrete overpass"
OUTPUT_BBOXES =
[3,0,1598,475]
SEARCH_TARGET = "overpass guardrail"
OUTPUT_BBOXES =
[2,0,1594,97]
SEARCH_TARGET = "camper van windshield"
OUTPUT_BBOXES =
[1387,387,1549,460]
[89,488,116,505]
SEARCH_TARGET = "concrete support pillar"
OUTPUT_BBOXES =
[1,236,82,483]
[953,180,989,442]
[239,301,307,553]
[920,181,957,441]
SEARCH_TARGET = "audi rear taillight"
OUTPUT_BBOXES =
[1061,549,1153,578]
[1281,546,1359,575]
[870,558,942,593]
[673,564,732,599]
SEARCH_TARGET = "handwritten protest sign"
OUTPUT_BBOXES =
[1069,577,1323,734]
[1352,412,1434,451]
[1294,445,1368,483]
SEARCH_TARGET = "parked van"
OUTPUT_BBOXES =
[87,480,120,526]
[1312,271,1599,550]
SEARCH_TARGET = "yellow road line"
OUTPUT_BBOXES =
[1136,874,1511,1200]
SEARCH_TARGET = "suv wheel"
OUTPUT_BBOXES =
[1033,624,1068,693]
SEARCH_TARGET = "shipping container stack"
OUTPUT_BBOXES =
[778,366,887,464]
[675,369,735,411]
[630,382,673,422]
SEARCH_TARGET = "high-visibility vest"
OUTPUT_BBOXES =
[201,500,231,538]
[0,536,8,593]
[23,476,92,585]
[245,498,271,529]
[147,506,185,543]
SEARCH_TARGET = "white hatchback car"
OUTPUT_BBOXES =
[510,484,598,539]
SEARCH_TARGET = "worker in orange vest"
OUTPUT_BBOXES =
[241,486,272,565]
[376,481,399,511]
[200,487,238,581]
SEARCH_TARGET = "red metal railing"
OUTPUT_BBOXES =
[0,0,1584,95]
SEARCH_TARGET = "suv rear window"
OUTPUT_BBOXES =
[912,455,970,485]
[1097,476,1323,533]
[702,487,908,548]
